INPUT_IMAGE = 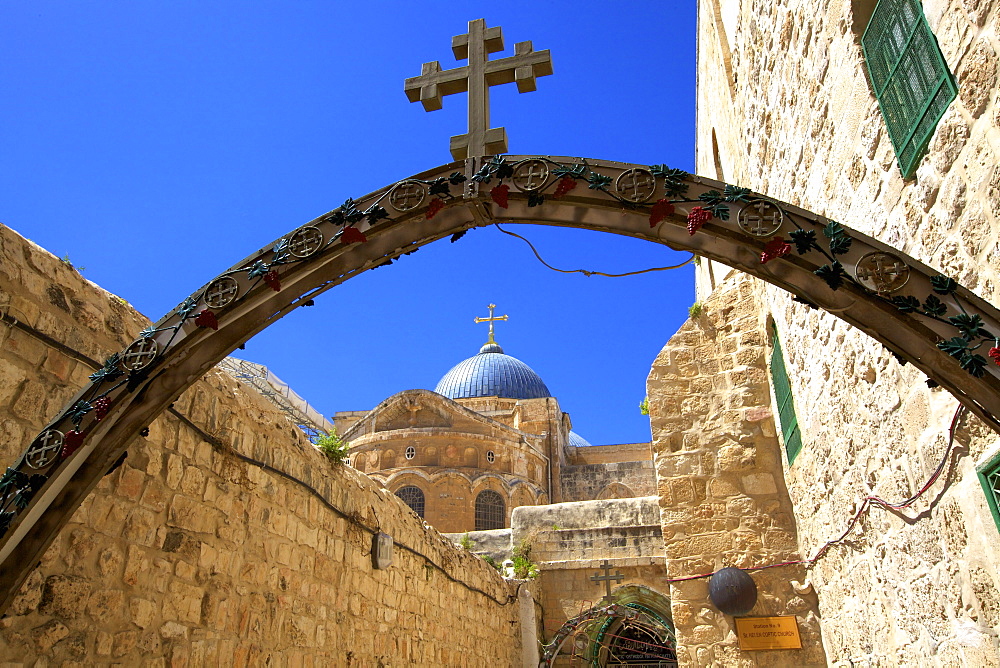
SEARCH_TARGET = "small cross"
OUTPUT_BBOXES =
[618,170,656,201]
[404,19,553,160]
[474,303,508,345]
[28,430,63,469]
[590,560,624,604]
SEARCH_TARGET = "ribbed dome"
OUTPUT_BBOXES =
[435,342,551,400]
[568,431,592,448]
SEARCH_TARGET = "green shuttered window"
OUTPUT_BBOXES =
[862,0,957,178]
[770,330,803,464]
[977,452,1000,533]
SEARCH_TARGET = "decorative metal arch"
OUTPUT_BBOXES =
[1,154,999,611]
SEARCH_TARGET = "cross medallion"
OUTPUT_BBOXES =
[27,430,64,469]
[404,19,553,160]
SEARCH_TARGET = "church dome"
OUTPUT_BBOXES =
[435,341,551,400]
[568,431,592,448]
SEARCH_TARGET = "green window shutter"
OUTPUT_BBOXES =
[862,0,957,178]
[770,330,803,464]
[977,452,1000,534]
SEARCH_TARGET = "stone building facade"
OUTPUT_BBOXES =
[671,0,1000,663]
[336,337,656,534]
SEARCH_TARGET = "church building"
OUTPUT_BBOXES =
[336,305,656,534]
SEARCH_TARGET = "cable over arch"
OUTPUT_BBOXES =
[1,154,999,612]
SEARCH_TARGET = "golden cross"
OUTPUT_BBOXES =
[404,19,553,160]
[474,303,508,344]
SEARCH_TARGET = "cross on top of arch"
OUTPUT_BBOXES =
[404,19,553,160]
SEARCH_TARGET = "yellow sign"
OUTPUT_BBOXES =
[734,616,802,650]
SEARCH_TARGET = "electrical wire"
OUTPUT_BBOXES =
[493,223,695,277]
[663,403,967,583]
[169,407,519,607]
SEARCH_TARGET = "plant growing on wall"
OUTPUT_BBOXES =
[459,533,473,550]
[512,538,539,579]
[315,430,348,464]
[482,555,502,571]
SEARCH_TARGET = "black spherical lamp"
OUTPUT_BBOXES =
[708,567,758,616]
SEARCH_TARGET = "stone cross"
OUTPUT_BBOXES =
[404,19,553,160]
[591,560,624,604]
[474,303,508,345]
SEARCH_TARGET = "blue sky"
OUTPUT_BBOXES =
[1,2,697,446]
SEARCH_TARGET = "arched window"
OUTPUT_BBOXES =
[475,490,506,530]
[395,485,425,518]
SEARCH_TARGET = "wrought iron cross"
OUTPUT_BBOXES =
[591,560,624,604]
[404,18,553,160]
[474,303,508,345]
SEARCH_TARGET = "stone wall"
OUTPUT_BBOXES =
[558,460,656,502]
[512,499,672,665]
[695,0,1000,663]
[0,223,522,665]
[646,276,826,666]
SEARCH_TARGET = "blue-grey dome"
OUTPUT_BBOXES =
[568,431,592,448]
[435,342,551,400]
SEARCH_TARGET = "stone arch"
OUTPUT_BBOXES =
[540,584,676,667]
[379,448,397,470]
[474,488,506,531]
[1,154,999,610]
[393,484,425,518]
[462,446,479,468]
[597,482,635,500]
[509,483,535,510]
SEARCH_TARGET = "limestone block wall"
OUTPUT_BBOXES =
[558,460,656,501]
[511,499,672,659]
[696,0,1000,663]
[646,277,826,666]
[0,223,521,665]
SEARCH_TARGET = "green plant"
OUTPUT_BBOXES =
[60,254,85,272]
[688,301,703,318]
[551,523,560,531]
[482,554,502,571]
[693,254,701,266]
[315,430,348,464]
[511,538,539,579]
[639,397,649,416]
[459,533,473,550]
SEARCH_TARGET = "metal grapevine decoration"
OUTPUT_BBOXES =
[3,153,1000,605]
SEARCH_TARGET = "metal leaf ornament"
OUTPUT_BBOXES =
[428,178,450,196]
[789,229,819,255]
[931,275,959,295]
[814,262,846,291]
[68,401,93,428]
